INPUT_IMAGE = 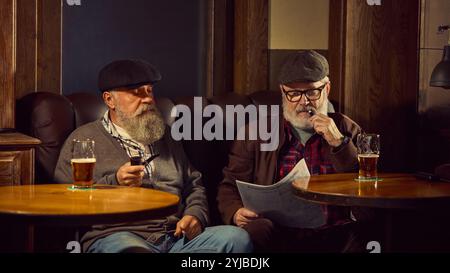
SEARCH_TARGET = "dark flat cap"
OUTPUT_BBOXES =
[278,50,329,84]
[98,59,162,92]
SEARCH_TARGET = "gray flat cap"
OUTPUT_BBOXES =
[278,50,329,84]
[98,59,162,92]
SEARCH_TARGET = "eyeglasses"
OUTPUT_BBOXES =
[282,83,327,103]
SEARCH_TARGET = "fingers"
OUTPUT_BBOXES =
[240,208,259,218]
[175,216,202,240]
[313,124,327,136]
[309,115,332,134]
[121,178,143,187]
[309,115,344,147]
[117,163,145,186]
[124,165,145,174]
[309,114,329,125]
[174,221,184,237]
[185,220,201,240]
[236,215,253,227]
[234,208,259,227]
[175,218,188,237]
[121,172,144,180]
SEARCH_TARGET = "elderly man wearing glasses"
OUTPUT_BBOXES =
[218,50,377,253]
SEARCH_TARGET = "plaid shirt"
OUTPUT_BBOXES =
[101,111,157,180]
[278,121,351,226]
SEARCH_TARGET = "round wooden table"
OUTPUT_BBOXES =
[0,184,180,252]
[292,173,450,209]
[292,173,450,252]
[0,184,180,225]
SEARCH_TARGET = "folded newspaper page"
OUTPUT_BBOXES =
[236,159,325,228]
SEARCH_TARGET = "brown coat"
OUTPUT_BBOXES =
[217,113,362,225]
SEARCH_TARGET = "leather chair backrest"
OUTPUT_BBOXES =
[66,92,107,128]
[16,92,76,183]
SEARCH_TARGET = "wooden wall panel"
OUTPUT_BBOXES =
[36,0,61,93]
[1,0,62,126]
[328,0,346,113]
[16,0,37,99]
[234,0,268,95]
[14,0,61,100]
[0,0,16,129]
[344,0,420,172]
[206,0,234,96]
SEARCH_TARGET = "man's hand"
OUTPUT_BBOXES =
[309,113,345,148]
[116,162,145,187]
[233,208,259,228]
[174,215,203,241]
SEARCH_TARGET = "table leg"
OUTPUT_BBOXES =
[26,224,35,253]
[75,229,80,242]
[383,211,393,253]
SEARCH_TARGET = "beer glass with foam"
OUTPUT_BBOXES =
[357,133,380,181]
[71,139,96,188]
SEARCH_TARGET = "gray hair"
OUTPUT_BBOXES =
[320,76,330,84]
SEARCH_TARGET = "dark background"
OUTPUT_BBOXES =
[62,0,207,98]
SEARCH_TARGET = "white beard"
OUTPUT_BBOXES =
[116,104,165,145]
[282,96,329,130]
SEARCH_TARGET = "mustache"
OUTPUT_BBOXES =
[134,104,158,117]
[295,105,316,114]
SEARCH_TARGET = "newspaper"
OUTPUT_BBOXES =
[236,159,325,228]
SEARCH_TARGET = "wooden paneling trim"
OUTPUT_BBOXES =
[2,0,62,116]
[0,133,39,185]
[206,0,214,97]
[16,0,37,99]
[328,0,347,113]
[0,151,22,186]
[234,0,268,95]
[0,132,41,146]
[0,148,37,185]
[21,148,34,185]
[15,0,62,99]
[36,0,62,93]
[0,0,16,129]
[206,0,235,96]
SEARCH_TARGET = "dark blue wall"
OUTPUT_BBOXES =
[62,0,206,98]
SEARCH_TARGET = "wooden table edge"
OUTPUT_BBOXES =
[293,187,450,209]
[0,201,179,226]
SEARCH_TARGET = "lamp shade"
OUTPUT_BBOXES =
[430,45,450,89]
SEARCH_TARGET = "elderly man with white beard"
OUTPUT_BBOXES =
[217,50,377,253]
[54,59,252,253]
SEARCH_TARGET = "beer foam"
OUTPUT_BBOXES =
[71,158,96,163]
[358,154,379,158]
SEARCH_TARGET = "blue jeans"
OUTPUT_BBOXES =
[87,225,253,253]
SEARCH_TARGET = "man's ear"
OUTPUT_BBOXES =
[103,91,115,110]
[325,81,331,96]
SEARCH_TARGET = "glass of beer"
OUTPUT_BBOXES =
[71,139,96,189]
[357,133,380,181]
